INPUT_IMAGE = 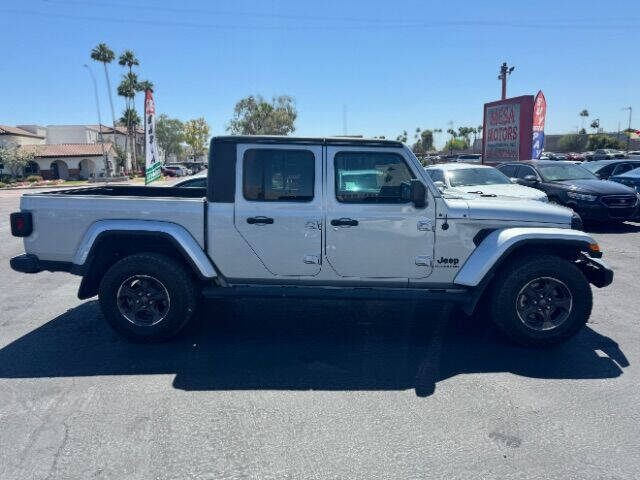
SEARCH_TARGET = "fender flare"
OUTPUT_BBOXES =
[73,219,217,279]
[454,227,598,288]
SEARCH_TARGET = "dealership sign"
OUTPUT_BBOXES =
[482,95,534,163]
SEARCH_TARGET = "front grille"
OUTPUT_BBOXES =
[600,195,637,208]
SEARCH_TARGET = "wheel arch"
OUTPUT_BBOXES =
[456,228,602,315]
[74,220,216,300]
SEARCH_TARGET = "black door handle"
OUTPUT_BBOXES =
[331,218,359,227]
[247,216,274,225]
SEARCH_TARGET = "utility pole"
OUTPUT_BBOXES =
[83,64,108,178]
[623,107,632,151]
[498,62,515,100]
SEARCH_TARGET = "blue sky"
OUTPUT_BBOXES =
[1,0,638,148]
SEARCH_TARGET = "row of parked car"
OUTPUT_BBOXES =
[160,162,207,177]
[542,149,640,162]
[425,159,640,224]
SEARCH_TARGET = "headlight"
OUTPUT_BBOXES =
[567,192,597,201]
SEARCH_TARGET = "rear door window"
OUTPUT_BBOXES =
[243,149,314,201]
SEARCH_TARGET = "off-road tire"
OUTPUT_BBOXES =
[489,254,592,347]
[98,253,198,342]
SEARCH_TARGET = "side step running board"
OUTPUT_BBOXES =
[201,285,471,303]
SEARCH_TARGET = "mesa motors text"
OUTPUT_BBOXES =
[487,105,519,141]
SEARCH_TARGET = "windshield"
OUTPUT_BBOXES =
[446,168,511,187]
[581,161,609,173]
[538,164,597,181]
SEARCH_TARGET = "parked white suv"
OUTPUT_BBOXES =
[10,136,611,346]
[425,163,548,202]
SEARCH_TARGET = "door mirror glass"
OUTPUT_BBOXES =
[410,179,427,208]
[523,174,538,183]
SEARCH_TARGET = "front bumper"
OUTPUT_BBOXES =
[569,202,639,221]
[576,253,614,288]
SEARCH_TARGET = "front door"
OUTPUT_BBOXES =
[234,144,323,277]
[325,146,435,279]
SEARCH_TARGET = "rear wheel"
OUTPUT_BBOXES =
[489,254,592,347]
[98,253,198,342]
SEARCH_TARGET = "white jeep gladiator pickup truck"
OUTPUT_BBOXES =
[10,136,613,346]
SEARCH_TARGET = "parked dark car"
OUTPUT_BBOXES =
[497,160,640,223]
[581,159,640,180]
[610,166,640,193]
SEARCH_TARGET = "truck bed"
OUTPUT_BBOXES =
[20,186,207,263]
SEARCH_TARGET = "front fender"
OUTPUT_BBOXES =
[453,227,598,287]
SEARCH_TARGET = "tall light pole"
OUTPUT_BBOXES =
[83,64,109,178]
[623,106,632,151]
[498,62,515,100]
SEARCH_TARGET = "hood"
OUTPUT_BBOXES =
[555,179,636,195]
[455,183,547,201]
[460,198,573,225]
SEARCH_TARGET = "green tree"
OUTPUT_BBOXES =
[590,119,600,134]
[119,107,141,128]
[184,118,210,161]
[411,129,434,154]
[113,145,128,172]
[444,138,469,152]
[156,115,185,160]
[588,134,622,151]
[227,95,297,135]
[396,130,408,143]
[3,146,35,178]
[557,134,587,152]
[90,43,117,143]
[579,109,589,129]
[117,71,140,168]
[118,51,141,168]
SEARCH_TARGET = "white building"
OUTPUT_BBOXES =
[19,143,115,180]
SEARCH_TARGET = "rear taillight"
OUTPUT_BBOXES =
[10,212,33,237]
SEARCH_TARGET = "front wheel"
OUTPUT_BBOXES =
[489,254,592,347]
[98,253,198,342]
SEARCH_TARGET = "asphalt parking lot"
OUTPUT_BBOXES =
[0,188,639,479]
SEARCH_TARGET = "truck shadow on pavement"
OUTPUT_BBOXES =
[0,298,629,397]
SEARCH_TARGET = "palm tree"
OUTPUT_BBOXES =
[117,72,139,169]
[118,50,139,74]
[136,80,154,163]
[579,109,589,130]
[118,51,140,169]
[90,43,117,150]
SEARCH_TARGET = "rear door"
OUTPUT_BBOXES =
[324,146,435,279]
[234,143,323,276]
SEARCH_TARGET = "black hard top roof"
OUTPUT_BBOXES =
[212,135,403,148]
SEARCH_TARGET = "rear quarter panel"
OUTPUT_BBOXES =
[20,194,205,263]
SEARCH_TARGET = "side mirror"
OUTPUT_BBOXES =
[433,180,446,190]
[410,179,427,208]
[523,174,539,184]
[509,178,518,184]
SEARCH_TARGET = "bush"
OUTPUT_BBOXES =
[0,182,6,188]
[26,175,43,183]
[588,134,623,151]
